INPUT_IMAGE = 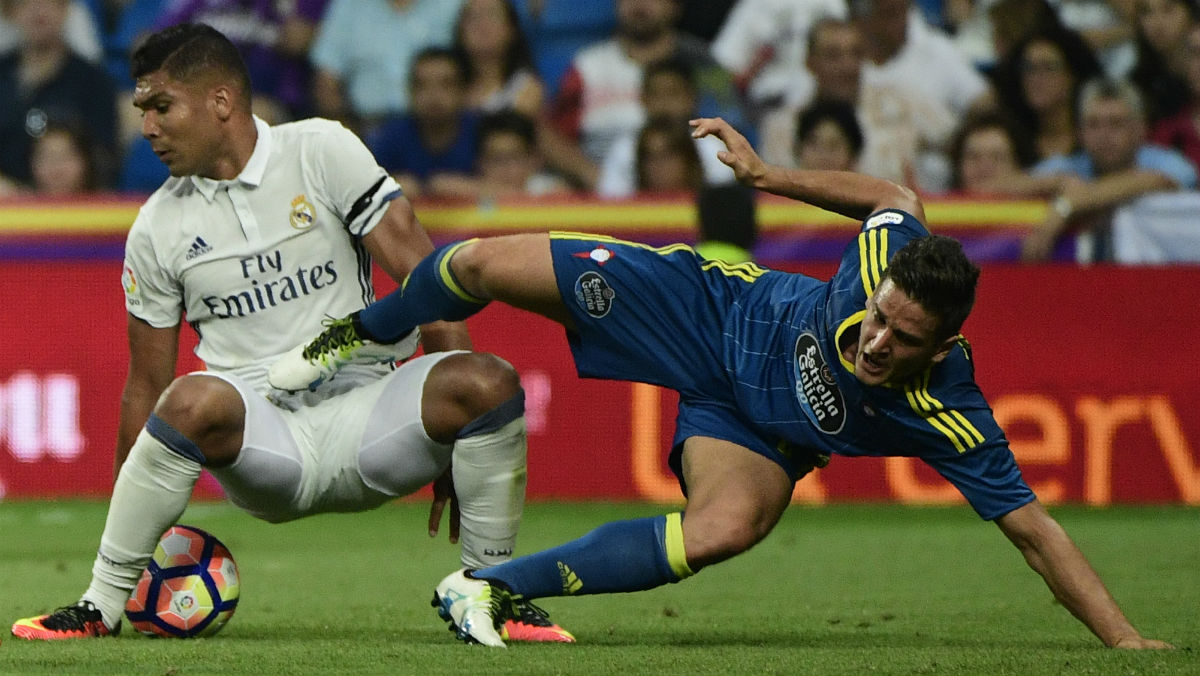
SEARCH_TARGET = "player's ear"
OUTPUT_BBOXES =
[930,335,957,364]
[211,84,234,121]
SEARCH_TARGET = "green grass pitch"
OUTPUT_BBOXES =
[0,500,1195,675]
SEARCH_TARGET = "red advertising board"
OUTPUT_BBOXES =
[1,260,1197,505]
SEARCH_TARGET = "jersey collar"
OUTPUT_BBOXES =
[190,116,272,202]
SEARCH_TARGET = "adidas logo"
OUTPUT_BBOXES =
[556,562,582,595]
[186,236,213,260]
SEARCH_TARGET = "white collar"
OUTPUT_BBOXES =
[189,116,272,202]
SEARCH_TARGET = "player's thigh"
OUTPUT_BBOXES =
[454,233,573,326]
[199,373,306,523]
[679,436,793,569]
[353,352,462,498]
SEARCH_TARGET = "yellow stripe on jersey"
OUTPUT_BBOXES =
[434,239,487,303]
[834,310,866,373]
[903,371,983,453]
[700,259,767,282]
[857,227,890,298]
[664,512,695,580]
[549,231,766,282]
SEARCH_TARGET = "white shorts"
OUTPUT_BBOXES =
[201,352,459,523]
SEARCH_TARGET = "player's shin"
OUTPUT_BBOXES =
[358,240,488,343]
[474,513,695,598]
[85,418,203,630]
[452,397,527,569]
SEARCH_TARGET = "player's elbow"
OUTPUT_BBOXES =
[876,183,925,221]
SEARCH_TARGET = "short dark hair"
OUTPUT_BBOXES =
[880,235,980,340]
[642,56,696,95]
[478,110,537,149]
[131,23,251,98]
[795,99,864,159]
[948,109,1036,190]
[411,47,468,89]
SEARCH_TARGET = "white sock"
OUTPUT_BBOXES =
[452,417,527,569]
[83,428,201,629]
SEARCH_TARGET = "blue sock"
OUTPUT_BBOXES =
[357,240,487,342]
[473,514,695,599]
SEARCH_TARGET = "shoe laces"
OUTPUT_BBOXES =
[302,316,361,361]
[40,602,103,632]
[507,596,555,627]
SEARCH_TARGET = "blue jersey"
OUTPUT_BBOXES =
[549,216,1034,521]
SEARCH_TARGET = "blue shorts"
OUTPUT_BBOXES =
[548,232,805,490]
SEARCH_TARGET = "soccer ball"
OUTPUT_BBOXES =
[124,525,240,638]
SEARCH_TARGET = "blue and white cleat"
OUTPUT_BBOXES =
[268,315,418,392]
[432,569,507,647]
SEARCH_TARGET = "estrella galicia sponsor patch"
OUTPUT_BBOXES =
[864,211,904,229]
[793,332,846,434]
[574,271,614,318]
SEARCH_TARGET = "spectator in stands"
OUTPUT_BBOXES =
[854,0,993,115]
[794,99,864,172]
[154,0,329,123]
[948,110,1038,194]
[1150,22,1200,167]
[309,0,464,132]
[454,0,542,119]
[852,0,991,190]
[1130,0,1199,123]
[693,183,757,263]
[1022,77,1197,260]
[29,120,96,195]
[991,26,1105,161]
[549,0,750,169]
[634,117,705,196]
[0,0,103,63]
[0,0,116,189]
[597,57,737,199]
[367,48,479,200]
[433,110,569,200]
[758,18,956,190]
[709,0,848,120]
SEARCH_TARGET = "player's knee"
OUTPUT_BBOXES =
[423,353,522,440]
[154,375,244,463]
[447,239,491,291]
[681,511,772,569]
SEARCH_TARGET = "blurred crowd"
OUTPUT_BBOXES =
[2,0,1199,261]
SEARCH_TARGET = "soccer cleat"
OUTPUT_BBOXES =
[267,314,419,392]
[502,598,575,643]
[11,601,117,640]
[431,569,508,647]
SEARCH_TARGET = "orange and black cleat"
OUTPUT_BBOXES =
[12,601,117,640]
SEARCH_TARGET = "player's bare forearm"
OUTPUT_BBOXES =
[116,315,180,480]
[996,500,1174,649]
[689,117,926,223]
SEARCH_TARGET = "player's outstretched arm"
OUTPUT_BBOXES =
[995,499,1174,649]
[689,117,925,224]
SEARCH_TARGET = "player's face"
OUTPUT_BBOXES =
[854,278,953,386]
[133,69,224,177]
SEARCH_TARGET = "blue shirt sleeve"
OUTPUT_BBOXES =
[1136,145,1198,188]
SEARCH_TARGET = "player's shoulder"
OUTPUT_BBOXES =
[861,208,929,237]
[270,117,356,143]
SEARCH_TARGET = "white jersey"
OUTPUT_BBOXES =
[122,117,402,397]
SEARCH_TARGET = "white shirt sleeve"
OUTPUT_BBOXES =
[597,134,638,199]
[123,210,182,328]
[307,120,403,238]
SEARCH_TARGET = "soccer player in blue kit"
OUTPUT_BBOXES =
[269,117,1173,650]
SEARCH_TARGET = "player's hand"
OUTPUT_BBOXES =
[428,466,460,544]
[689,117,766,187]
[1113,636,1175,649]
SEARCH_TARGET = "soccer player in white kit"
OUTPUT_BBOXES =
[11,23,571,643]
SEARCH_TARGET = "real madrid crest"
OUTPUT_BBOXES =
[289,194,315,230]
